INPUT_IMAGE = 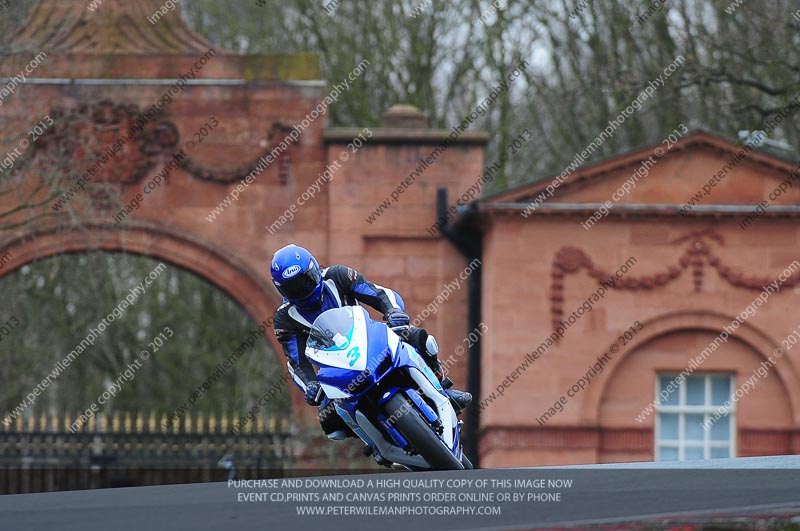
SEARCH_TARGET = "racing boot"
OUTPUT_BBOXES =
[362,445,393,468]
[444,388,472,415]
[418,333,472,414]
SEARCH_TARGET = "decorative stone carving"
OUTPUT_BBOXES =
[20,100,294,189]
[550,229,800,332]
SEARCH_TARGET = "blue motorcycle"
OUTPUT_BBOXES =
[305,306,471,471]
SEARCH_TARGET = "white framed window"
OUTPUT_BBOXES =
[655,373,735,461]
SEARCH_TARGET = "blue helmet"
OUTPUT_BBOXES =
[270,244,324,309]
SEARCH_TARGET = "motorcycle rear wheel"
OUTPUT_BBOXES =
[385,394,464,471]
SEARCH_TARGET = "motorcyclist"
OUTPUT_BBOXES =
[270,244,472,442]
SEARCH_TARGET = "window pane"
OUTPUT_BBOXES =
[655,373,736,463]
[685,413,706,441]
[685,446,705,460]
[659,446,679,461]
[659,375,679,406]
[711,446,732,459]
[658,413,679,440]
[711,377,731,406]
[710,414,731,441]
[686,376,705,405]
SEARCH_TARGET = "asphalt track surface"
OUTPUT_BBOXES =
[0,456,798,531]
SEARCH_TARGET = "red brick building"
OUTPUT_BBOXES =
[474,132,800,466]
[0,0,483,458]
[3,0,799,469]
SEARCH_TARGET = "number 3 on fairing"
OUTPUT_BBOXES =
[347,346,361,367]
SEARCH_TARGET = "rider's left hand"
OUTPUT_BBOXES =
[384,308,410,328]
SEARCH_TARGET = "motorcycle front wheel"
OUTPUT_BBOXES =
[385,394,464,471]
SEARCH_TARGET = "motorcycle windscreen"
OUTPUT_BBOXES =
[306,306,368,371]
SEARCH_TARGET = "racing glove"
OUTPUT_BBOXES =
[305,381,324,406]
[384,308,410,329]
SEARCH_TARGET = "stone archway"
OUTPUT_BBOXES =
[0,221,275,327]
[0,219,310,416]
[0,219,288,363]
